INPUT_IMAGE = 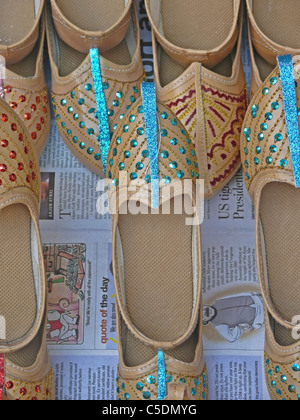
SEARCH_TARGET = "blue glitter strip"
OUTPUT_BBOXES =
[90,48,110,176]
[157,350,167,400]
[278,55,300,187]
[141,82,159,208]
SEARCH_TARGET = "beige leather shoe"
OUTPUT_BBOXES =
[241,56,300,402]
[0,98,53,400]
[145,0,248,199]
[0,0,51,156]
[246,0,300,97]
[243,0,300,401]
[46,0,144,178]
[106,81,207,400]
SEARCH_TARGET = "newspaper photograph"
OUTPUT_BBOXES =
[38,0,271,401]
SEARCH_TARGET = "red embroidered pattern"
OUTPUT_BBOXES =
[207,105,245,159]
[167,89,196,108]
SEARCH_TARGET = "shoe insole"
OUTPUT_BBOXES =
[123,320,199,367]
[117,199,196,345]
[7,35,40,78]
[161,0,235,51]
[158,0,235,86]
[252,0,300,50]
[0,0,40,45]
[55,0,127,32]
[0,204,37,345]
[51,0,132,76]
[253,49,275,85]
[159,47,234,87]
[260,183,300,346]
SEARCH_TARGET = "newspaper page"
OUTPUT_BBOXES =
[39,0,270,401]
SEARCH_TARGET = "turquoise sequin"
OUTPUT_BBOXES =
[90,48,111,175]
[147,376,156,385]
[143,392,151,400]
[278,54,300,187]
[141,83,159,209]
[136,383,144,392]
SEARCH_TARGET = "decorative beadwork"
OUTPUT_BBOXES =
[3,86,50,153]
[265,354,300,400]
[241,63,297,190]
[116,366,208,401]
[4,370,53,400]
[51,68,145,177]
[0,106,40,198]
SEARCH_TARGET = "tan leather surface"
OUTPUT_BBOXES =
[50,0,132,54]
[165,383,189,400]
[145,0,240,69]
[246,0,300,67]
[0,0,45,66]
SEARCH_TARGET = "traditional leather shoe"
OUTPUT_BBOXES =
[106,82,208,401]
[145,0,248,199]
[46,0,144,178]
[241,54,300,401]
[243,0,300,401]
[0,98,53,400]
[0,0,51,156]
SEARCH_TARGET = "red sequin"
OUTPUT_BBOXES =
[19,95,26,103]
[40,117,45,124]
[32,172,36,180]
[0,164,7,172]
[24,146,29,154]
[1,139,8,147]
[36,96,41,104]
[43,106,47,114]
[31,132,37,140]
[35,385,41,394]
[29,161,33,169]
[18,163,24,171]
[10,102,18,109]
[18,133,23,142]
[1,114,8,122]
[11,123,17,132]
[36,123,42,131]
[9,151,16,159]
[24,113,31,121]
[20,387,27,396]
[5,381,13,390]
[9,174,16,182]
[26,175,31,183]
[4,86,12,94]
[31,104,37,112]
